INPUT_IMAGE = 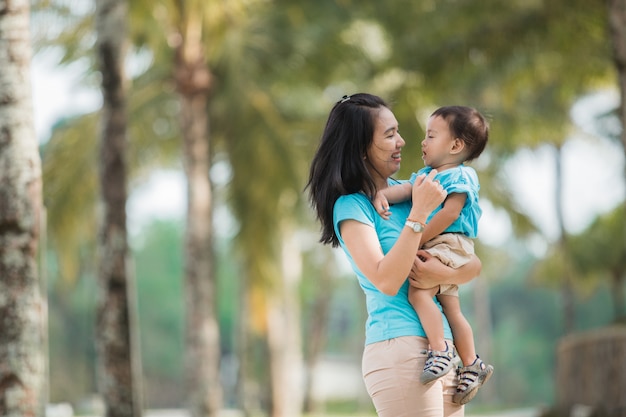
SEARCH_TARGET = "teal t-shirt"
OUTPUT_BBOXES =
[410,165,482,237]
[333,181,453,345]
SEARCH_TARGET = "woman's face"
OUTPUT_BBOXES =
[365,106,405,185]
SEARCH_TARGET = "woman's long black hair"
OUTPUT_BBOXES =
[306,93,389,247]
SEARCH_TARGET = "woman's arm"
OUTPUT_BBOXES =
[408,251,481,290]
[420,192,465,244]
[341,218,423,295]
[340,170,446,296]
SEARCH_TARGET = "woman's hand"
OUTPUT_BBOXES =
[408,251,482,290]
[408,170,447,223]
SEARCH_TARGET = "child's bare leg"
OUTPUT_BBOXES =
[438,294,476,366]
[408,286,446,351]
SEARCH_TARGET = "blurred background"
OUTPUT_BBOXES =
[26,0,626,416]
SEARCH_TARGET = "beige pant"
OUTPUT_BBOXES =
[362,336,464,417]
[423,233,475,297]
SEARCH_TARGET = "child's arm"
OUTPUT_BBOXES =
[421,192,466,244]
[373,182,412,219]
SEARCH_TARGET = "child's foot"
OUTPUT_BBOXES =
[420,342,459,384]
[452,356,494,404]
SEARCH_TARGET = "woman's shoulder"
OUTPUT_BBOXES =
[335,193,373,212]
[335,192,370,205]
[334,193,376,224]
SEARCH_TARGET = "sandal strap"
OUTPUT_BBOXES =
[456,358,488,392]
[457,369,480,391]
[424,348,456,376]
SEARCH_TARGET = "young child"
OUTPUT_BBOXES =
[373,105,494,405]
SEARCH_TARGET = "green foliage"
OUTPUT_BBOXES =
[47,271,98,404]
[300,264,366,355]
[134,220,185,378]
[570,207,625,275]
[215,237,241,356]
[487,280,561,406]
[41,115,99,283]
[132,219,245,407]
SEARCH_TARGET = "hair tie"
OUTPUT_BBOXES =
[340,95,351,103]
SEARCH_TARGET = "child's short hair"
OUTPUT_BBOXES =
[431,106,489,161]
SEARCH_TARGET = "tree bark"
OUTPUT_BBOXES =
[0,0,45,415]
[174,18,222,417]
[94,1,142,416]
[267,226,304,417]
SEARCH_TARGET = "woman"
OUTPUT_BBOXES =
[306,93,482,417]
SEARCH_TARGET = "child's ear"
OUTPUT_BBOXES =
[450,138,465,155]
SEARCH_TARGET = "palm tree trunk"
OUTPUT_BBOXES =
[0,1,45,415]
[174,25,222,417]
[94,1,142,416]
[302,248,334,414]
[267,226,304,417]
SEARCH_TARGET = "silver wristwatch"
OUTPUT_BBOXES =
[405,219,425,233]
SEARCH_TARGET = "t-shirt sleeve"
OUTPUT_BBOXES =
[333,194,376,241]
[439,167,479,204]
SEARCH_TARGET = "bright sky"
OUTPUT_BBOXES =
[493,91,625,244]
[31,55,626,250]
[31,53,101,141]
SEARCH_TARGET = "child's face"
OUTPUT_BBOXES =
[421,115,458,169]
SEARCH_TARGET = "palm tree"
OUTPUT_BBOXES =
[94,0,142,416]
[0,1,45,415]
[154,2,222,414]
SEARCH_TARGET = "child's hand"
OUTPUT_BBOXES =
[373,191,392,220]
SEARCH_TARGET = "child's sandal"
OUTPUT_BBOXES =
[453,356,494,404]
[420,342,459,384]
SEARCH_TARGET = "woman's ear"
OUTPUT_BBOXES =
[450,138,465,155]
